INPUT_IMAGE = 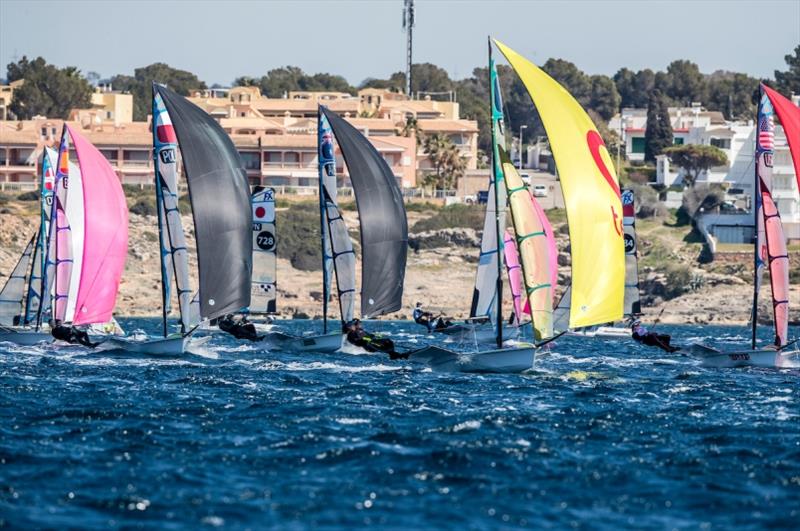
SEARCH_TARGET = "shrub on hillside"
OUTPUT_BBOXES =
[663,263,692,300]
[17,190,39,201]
[411,203,484,233]
[280,203,322,271]
[129,198,157,217]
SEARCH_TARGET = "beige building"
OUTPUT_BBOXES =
[70,87,134,125]
[0,80,24,121]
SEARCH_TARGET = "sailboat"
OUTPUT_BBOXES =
[688,84,800,368]
[318,104,408,348]
[44,124,128,342]
[105,83,252,355]
[408,39,559,373]
[554,188,642,338]
[0,149,57,345]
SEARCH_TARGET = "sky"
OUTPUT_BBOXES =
[1,0,798,86]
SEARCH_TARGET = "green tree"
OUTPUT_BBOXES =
[110,63,207,121]
[422,133,466,190]
[663,144,728,187]
[644,89,673,163]
[614,68,655,108]
[664,60,706,105]
[236,66,355,98]
[774,45,800,96]
[705,71,759,120]
[588,74,621,121]
[542,58,591,104]
[7,56,93,119]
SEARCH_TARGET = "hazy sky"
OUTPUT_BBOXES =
[1,0,798,86]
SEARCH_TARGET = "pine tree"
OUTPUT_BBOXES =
[644,89,673,163]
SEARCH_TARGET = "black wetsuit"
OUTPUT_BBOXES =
[51,325,99,347]
[218,315,263,342]
[345,324,407,360]
[632,326,678,353]
[413,308,451,332]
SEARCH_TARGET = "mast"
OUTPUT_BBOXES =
[489,37,503,349]
[153,89,170,338]
[751,85,762,350]
[318,107,329,334]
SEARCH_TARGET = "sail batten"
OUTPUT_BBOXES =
[495,40,624,329]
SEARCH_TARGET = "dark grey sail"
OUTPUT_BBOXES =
[320,106,408,318]
[154,84,252,321]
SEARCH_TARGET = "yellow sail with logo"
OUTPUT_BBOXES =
[494,40,624,329]
[499,147,553,340]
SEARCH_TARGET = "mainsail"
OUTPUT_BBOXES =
[499,148,553,340]
[320,106,407,318]
[250,187,277,314]
[495,40,624,329]
[621,189,641,317]
[154,84,252,322]
[0,234,35,326]
[752,90,789,347]
[52,131,81,324]
[470,57,507,322]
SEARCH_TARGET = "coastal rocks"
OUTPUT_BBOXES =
[408,228,481,251]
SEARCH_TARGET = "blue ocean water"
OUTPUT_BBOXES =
[1,319,798,530]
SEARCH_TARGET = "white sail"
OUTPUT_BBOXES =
[250,188,277,314]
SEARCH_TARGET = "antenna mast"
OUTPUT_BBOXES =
[402,0,415,97]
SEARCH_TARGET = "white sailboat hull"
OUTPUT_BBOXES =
[0,329,53,346]
[568,326,630,339]
[437,322,520,344]
[687,343,800,368]
[261,331,343,353]
[408,344,536,373]
[101,334,210,356]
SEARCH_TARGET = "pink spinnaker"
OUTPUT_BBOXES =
[763,84,800,187]
[67,125,129,325]
[503,230,524,322]
[761,184,789,346]
[529,195,558,293]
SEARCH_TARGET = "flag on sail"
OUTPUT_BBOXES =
[469,57,507,322]
[754,90,789,347]
[250,187,277,314]
[494,39,624,329]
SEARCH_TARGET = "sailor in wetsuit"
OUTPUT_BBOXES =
[631,320,678,353]
[412,302,452,332]
[51,323,99,347]
[218,314,264,342]
[343,319,408,359]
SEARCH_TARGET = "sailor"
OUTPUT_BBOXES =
[51,324,99,348]
[630,320,678,353]
[412,302,452,332]
[218,314,263,342]
[343,318,408,360]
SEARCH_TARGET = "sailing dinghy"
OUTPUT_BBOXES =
[104,83,251,355]
[0,149,58,345]
[409,40,562,373]
[687,85,800,368]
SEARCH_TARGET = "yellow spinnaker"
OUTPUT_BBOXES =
[494,39,624,329]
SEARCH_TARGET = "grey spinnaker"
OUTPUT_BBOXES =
[0,234,36,326]
[155,84,252,322]
[320,106,408,318]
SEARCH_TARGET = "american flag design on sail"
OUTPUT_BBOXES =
[757,95,775,153]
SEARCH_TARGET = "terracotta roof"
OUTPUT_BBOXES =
[417,119,478,133]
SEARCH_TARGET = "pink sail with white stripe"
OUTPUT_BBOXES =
[67,125,129,325]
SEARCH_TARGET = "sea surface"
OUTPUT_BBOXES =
[1,319,798,530]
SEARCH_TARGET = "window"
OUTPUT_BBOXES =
[284,152,299,165]
[710,138,731,149]
[99,149,118,162]
[263,152,281,165]
[106,111,112,119]
[631,137,646,154]
[239,151,260,170]
[123,150,150,165]
[673,137,684,145]
[41,127,47,137]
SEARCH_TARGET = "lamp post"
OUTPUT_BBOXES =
[518,124,528,172]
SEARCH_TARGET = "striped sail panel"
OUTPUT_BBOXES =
[621,189,641,317]
[52,133,79,323]
[501,153,553,340]
[37,148,58,324]
[529,194,558,300]
[470,57,508,322]
[496,40,624,329]
[756,93,789,346]
[153,89,199,330]
[67,125,128,326]
[250,188,277,314]
[503,230,524,325]
[0,234,35,326]
[324,188,356,323]
[318,111,337,319]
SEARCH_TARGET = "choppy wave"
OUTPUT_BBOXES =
[1,319,798,529]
